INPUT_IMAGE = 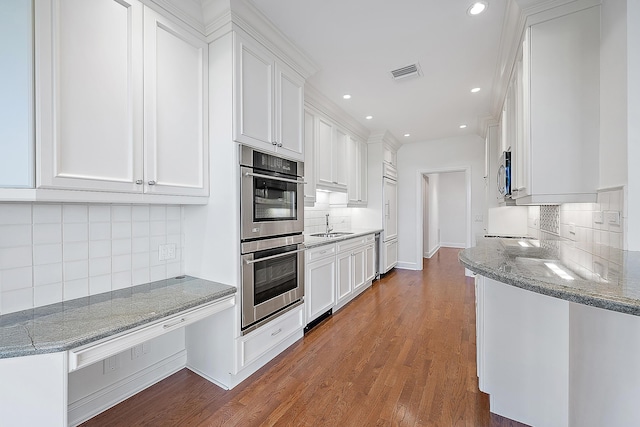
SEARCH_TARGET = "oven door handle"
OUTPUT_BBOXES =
[244,248,306,264]
[244,171,307,185]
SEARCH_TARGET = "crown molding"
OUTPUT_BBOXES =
[367,130,401,151]
[304,84,370,141]
[478,115,499,139]
[202,0,318,79]
[146,0,207,35]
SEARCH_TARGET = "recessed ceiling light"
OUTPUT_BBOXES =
[467,1,488,16]
[365,115,373,120]
[459,124,467,129]
[471,87,481,93]
[343,94,351,100]
[404,133,411,137]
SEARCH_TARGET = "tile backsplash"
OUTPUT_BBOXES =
[527,187,626,250]
[304,192,352,234]
[0,203,183,315]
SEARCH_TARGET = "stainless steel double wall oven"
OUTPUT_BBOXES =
[239,145,305,334]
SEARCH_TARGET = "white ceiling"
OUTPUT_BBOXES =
[250,0,509,143]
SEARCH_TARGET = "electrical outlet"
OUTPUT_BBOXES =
[605,211,621,226]
[159,244,167,261]
[103,355,118,374]
[593,211,604,224]
[166,243,176,260]
[131,344,144,360]
[474,214,483,222]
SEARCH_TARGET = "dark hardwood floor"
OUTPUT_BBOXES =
[82,248,528,427]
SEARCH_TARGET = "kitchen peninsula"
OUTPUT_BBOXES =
[460,237,640,427]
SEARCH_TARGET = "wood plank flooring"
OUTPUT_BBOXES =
[82,248,528,427]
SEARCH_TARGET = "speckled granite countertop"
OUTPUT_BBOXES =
[459,236,640,316]
[0,276,236,359]
[303,228,383,248]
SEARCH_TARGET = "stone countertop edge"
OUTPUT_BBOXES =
[459,250,640,317]
[303,228,383,248]
[0,276,237,359]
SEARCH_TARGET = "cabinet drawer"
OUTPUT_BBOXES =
[68,295,235,372]
[239,305,304,368]
[306,243,336,261]
[337,236,367,253]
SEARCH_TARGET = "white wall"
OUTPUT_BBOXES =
[437,172,466,248]
[396,135,485,270]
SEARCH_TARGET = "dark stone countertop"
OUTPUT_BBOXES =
[0,276,236,359]
[459,236,640,316]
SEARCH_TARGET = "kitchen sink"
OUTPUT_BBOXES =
[310,232,354,238]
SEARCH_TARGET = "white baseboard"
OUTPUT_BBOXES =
[425,245,441,258]
[68,351,187,426]
[440,242,466,249]
[396,261,419,270]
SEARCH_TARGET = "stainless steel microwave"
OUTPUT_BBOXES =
[240,145,305,241]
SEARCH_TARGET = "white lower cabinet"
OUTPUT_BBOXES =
[305,245,337,323]
[382,238,398,274]
[304,234,375,326]
[238,305,305,369]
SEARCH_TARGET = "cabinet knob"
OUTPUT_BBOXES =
[135,180,143,185]
[148,180,156,186]
[272,141,278,146]
[277,143,283,147]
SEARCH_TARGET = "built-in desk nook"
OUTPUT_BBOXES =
[0,276,236,426]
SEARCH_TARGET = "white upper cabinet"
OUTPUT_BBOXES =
[303,109,316,205]
[347,136,367,206]
[315,116,347,191]
[143,8,208,196]
[36,0,144,193]
[33,0,208,201]
[511,6,600,205]
[233,32,304,161]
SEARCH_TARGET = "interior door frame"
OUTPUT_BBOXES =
[415,166,472,270]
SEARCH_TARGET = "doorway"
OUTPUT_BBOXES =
[417,167,471,264]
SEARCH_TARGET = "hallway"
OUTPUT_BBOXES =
[83,248,526,426]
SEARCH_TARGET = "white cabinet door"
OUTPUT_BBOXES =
[233,33,274,149]
[36,0,144,192]
[348,137,368,206]
[275,62,304,161]
[303,110,316,204]
[359,140,368,205]
[334,128,348,188]
[365,242,375,282]
[305,254,336,323]
[352,246,366,293]
[336,250,353,305]
[144,9,208,196]
[316,117,334,187]
[383,239,398,273]
[383,177,398,241]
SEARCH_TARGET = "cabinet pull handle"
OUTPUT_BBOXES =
[135,180,143,185]
[163,318,186,329]
[320,250,327,254]
[271,328,282,336]
[148,180,156,186]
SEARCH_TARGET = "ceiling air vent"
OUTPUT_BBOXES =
[390,63,422,80]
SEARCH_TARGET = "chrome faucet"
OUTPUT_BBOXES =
[325,213,333,234]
